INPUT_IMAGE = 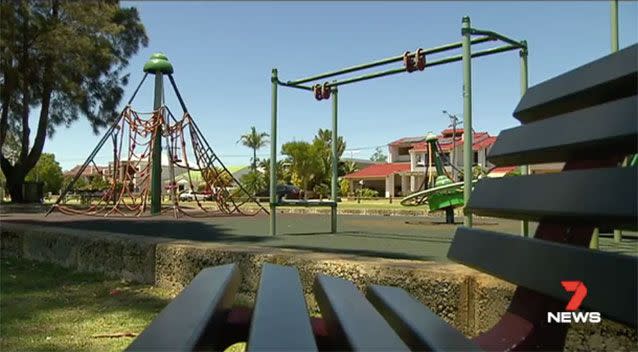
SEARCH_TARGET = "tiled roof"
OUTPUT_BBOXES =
[472,136,497,151]
[64,164,108,177]
[441,128,465,136]
[343,162,411,179]
[487,166,518,177]
[388,136,425,146]
[490,166,518,173]
[411,132,495,152]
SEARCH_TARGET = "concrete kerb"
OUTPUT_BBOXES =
[1,223,636,349]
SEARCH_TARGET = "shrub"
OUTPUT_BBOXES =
[355,187,379,198]
[240,171,266,195]
[313,183,330,199]
[339,178,350,196]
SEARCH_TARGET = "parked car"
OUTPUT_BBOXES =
[179,191,208,202]
[255,184,302,201]
[276,184,301,201]
[201,190,214,201]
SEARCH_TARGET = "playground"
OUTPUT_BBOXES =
[48,16,532,238]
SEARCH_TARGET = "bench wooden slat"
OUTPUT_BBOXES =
[449,227,638,327]
[489,95,637,166]
[513,44,637,124]
[366,285,482,351]
[467,167,637,230]
[126,264,241,351]
[247,264,317,351]
[313,274,410,351]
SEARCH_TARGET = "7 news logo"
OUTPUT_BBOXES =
[547,281,601,324]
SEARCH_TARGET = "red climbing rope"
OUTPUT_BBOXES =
[51,106,268,218]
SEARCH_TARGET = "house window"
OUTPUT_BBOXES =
[398,147,410,156]
[438,152,450,166]
[473,151,479,164]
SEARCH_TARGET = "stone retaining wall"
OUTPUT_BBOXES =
[1,223,635,350]
[1,224,163,283]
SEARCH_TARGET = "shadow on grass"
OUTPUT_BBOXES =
[0,257,171,352]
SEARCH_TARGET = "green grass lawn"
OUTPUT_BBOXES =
[0,258,173,352]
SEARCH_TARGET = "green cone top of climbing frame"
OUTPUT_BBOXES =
[143,53,174,74]
[434,175,453,187]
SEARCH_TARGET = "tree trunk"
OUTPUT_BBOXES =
[20,1,31,162]
[6,168,25,203]
[0,94,10,148]
[0,0,57,203]
[252,148,257,172]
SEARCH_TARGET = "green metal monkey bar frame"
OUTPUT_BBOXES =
[269,16,528,236]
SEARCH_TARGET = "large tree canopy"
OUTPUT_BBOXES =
[279,129,346,198]
[0,0,148,202]
[281,140,323,198]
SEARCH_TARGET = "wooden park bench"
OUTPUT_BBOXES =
[127,45,637,351]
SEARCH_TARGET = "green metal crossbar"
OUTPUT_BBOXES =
[277,200,337,207]
[325,44,520,88]
[469,28,525,49]
[277,81,314,91]
[286,36,496,86]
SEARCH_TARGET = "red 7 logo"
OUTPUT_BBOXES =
[561,281,588,311]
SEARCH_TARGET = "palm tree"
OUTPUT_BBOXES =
[342,160,359,175]
[237,127,269,172]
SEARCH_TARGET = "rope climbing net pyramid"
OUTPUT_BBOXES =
[48,54,268,218]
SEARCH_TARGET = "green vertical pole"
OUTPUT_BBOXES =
[611,0,619,52]
[590,228,600,249]
[461,16,473,228]
[613,226,622,243]
[612,0,622,243]
[270,69,278,236]
[331,86,339,233]
[150,72,164,215]
[520,42,530,237]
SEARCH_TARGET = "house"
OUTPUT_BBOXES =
[345,128,564,198]
[344,129,498,198]
[64,164,109,179]
[341,157,379,170]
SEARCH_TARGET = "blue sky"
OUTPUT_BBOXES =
[43,1,638,170]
